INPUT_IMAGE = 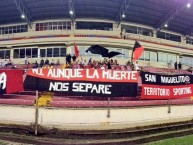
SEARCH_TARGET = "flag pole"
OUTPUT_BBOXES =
[35,90,39,136]
[131,41,136,65]
[131,48,134,65]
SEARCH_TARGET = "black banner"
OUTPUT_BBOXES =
[24,69,139,97]
[141,71,192,86]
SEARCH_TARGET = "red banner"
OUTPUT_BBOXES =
[27,69,138,83]
[141,84,193,99]
[0,70,24,94]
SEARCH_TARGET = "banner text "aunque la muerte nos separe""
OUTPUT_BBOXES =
[24,69,139,97]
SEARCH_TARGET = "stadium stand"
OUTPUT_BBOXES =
[0,0,193,107]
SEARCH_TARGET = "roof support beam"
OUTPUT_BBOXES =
[116,0,131,28]
[13,0,32,29]
[69,0,75,25]
[155,0,190,31]
[183,25,193,37]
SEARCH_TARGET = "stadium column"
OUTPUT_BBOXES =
[113,23,121,37]
[178,54,182,64]
[153,30,157,38]
[181,35,186,44]
[7,46,13,60]
[66,45,72,55]
[71,21,75,34]
[28,22,36,33]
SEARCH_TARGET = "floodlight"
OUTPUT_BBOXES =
[69,10,73,15]
[122,14,125,18]
[187,3,191,8]
[21,14,25,19]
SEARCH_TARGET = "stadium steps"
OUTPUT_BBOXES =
[0,99,34,106]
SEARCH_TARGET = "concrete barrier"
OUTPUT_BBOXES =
[0,105,193,131]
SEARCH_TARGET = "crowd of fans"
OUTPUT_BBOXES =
[64,53,140,71]
[0,57,14,68]
[33,58,60,68]
[4,54,139,71]
[0,54,185,72]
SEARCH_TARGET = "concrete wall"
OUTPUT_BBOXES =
[0,105,35,126]
[1,105,193,130]
[0,19,193,68]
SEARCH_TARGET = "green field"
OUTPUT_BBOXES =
[147,134,193,145]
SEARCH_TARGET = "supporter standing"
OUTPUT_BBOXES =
[82,59,87,66]
[45,58,49,65]
[107,62,111,69]
[0,59,2,67]
[126,61,132,71]
[122,65,127,71]
[25,56,28,64]
[134,61,140,71]
[51,59,55,66]
[65,54,68,65]
[4,59,8,67]
[174,62,178,70]
[178,62,182,70]
[68,54,72,64]
[56,59,60,66]
[120,31,123,38]
[101,63,106,69]
[114,59,118,65]
[66,53,71,64]
[34,61,38,68]
[168,60,172,68]
[72,54,76,62]
[8,59,12,65]
[40,58,44,67]
[110,59,114,65]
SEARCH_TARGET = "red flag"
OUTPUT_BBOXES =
[74,43,79,58]
[132,41,144,62]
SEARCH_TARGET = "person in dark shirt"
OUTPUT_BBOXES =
[120,31,123,38]
[178,62,182,69]
[40,58,44,67]
[66,54,72,64]
[34,61,38,68]
[45,58,49,65]
[65,54,68,65]
[68,54,72,64]
[72,55,76,62]
[174,62,178,70]
[107,62,111,69]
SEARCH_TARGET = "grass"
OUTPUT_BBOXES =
[146,134,193,145]
[0,141,7,145]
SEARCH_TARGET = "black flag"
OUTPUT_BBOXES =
[86,45,109,57]
[86,45,124,58]
[107,51,124,58]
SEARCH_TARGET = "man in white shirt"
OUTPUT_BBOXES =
[4,59,8,67]
[101,63,106,69]
[25,56,28,64]
[135,61,140,71]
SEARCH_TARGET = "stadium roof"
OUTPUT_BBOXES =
[1,0,193,35]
